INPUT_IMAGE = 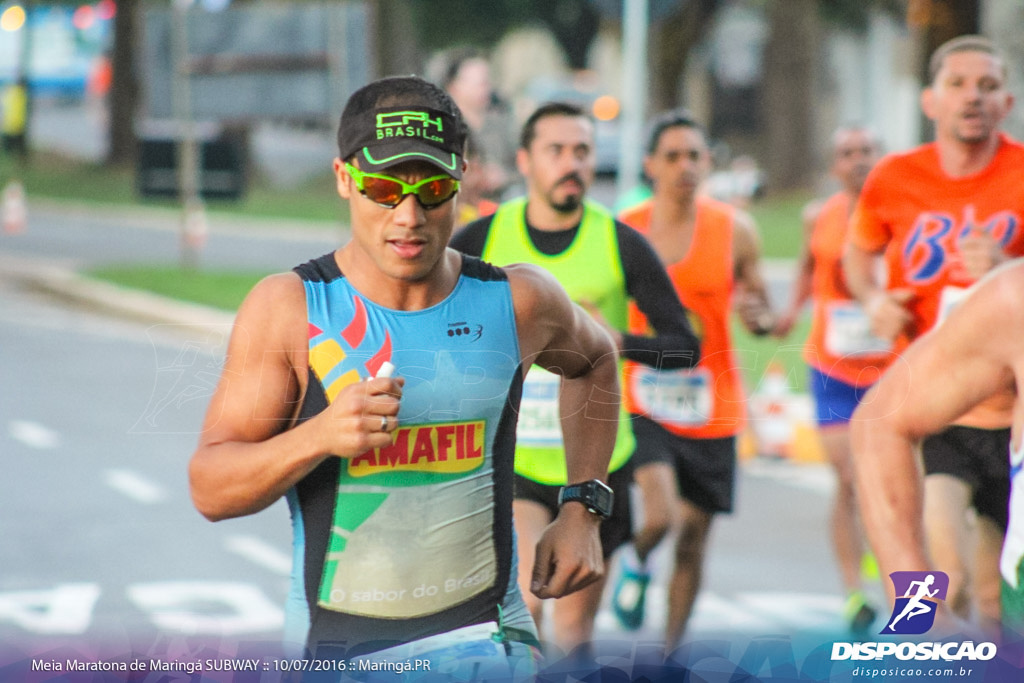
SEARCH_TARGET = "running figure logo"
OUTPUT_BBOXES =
[881,571,949,635]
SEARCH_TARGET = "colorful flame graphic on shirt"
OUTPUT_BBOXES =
[308,295,393,402]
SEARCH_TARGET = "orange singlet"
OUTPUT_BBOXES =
[850,133,1024,428]
[620,197,745,439]
[805,192,894,387]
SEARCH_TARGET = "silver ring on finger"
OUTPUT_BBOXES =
[380,415,389,432]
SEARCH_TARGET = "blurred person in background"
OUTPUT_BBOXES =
[443,47,518,202]
[451,101,699,655]
[844,34,1024,631]
[613,110,776,649]
[1,76,29,163]
[775,124,892,633]
[456,132,499,226]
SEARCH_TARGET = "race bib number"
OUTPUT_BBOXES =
[936,286,970,327]
[824,302,892,357]
[629,366,712,427]
[516,368,562,448]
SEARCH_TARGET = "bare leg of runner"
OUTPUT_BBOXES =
[513,499,552,640]
[634,462,682,562]
[973,515,1004,632]
[551,575,608,654]
[613,462,681,630]
[923,474,973,617]
[665,499,714,649]
[820,425,877,630]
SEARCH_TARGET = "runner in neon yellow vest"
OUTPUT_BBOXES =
[451,101,699,654]
[483,196,634,484]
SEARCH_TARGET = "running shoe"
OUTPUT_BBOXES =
[612,557,651,631]
[844,590,878,634]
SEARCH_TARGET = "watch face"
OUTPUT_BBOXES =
[591,484,613,514]
[559,480,614,518]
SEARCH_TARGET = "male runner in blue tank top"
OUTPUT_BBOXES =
[188,76,621,678]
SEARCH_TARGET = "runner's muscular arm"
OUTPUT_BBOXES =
[188,273,403,521]
[843,240,914,342]
[774,201,820,337]
[851,265,1020,599]
[506,263,619,599]
[842,194,917,343]
[732,210,776,336]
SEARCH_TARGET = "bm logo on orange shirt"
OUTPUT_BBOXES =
[348,420,486,477]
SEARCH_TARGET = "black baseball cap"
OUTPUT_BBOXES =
[338,105,465,180]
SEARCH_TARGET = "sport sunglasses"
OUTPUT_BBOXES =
[345,162,460,209]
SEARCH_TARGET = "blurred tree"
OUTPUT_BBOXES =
[647,0,904,122]
[370,0,421,77]
[760,0,906,189]
[411,0,527,53]
[533,0,600,70]
[762,0,820,191]
[907,0,981,82]
[106,0,140,166]
[649,0,722,113]
[410,0,598,71]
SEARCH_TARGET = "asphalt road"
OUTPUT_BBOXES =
[0,277,293,649]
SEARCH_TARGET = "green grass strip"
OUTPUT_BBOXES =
[85,264,271,313]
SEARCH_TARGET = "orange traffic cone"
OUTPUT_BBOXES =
[2,181,26,234]
[752,362,794,459]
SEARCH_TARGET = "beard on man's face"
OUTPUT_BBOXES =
[551,195,583,213]
[548,173,586,214]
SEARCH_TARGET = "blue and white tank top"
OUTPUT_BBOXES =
[288,252,523,655]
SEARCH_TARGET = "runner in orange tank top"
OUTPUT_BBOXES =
[844,35,1023,632]
[621,196,745,439]
[777,125,889,633]
[611,111,776,648]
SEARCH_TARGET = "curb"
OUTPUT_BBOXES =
[26,197,348,243]
[0,251,236,334]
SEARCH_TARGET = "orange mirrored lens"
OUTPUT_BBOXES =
[348,162,459,208]
[416,178,458,206]
[362,176,404,206]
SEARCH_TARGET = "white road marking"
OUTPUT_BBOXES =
[594,591,856,636]
[225,535,292,576]
[8,420,61,449]
[102,468,166,504]
[0,583,100,634]
[127,581,284,635]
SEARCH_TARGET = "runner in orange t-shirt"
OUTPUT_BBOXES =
[777,125,891,633]
[612,110,776,648]
[845,35,1024,631]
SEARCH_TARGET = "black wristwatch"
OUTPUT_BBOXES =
[558,479,614,520]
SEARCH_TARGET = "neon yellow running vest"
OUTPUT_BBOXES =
[482,198,635,484]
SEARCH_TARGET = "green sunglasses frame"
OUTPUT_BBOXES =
[344,162,460,209]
